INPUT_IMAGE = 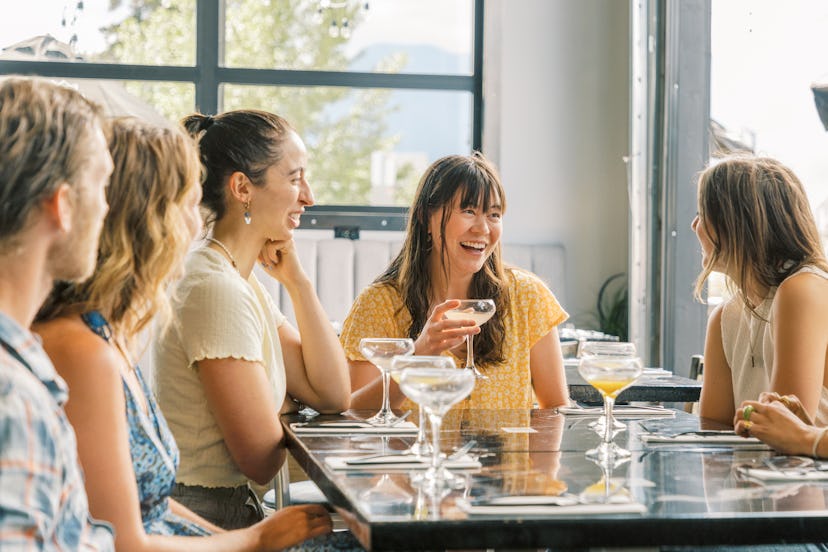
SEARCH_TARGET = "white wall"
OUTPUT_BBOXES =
[482,0,631,327]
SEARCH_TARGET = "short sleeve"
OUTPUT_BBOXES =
[178,273,265,366]
[340,285,406,361]
[514,270,568,348]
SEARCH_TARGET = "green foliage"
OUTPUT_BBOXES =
[94,0,405,205]
[596,272,628,341]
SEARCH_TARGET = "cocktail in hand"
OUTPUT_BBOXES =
[445,299,495,379]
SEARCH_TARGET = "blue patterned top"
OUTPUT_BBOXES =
[0,311,114,550]
[81,311,210,537]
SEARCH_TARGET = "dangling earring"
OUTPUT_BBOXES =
[425,233,433,251]
[243,201,251,225]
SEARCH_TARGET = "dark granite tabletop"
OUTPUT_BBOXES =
[283,408,828,550]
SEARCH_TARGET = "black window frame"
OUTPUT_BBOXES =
[0,0,484,232]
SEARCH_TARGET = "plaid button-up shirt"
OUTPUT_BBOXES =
[0,311,114,550]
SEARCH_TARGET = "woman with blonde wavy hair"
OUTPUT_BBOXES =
[693,155,828,431]
[33,117,333,551]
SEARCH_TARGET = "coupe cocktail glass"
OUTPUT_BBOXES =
[390,355,457,456]
[579,341,638,434]
[359,338,415,426]
[398,367,475,490]
[577,355,643,462]
[445,299,495,379]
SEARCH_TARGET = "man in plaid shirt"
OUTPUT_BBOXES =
[0,78,114,550]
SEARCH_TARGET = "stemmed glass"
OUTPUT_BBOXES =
[398,367,475,490]
[390,355,457,456]
[577,353,643,462]
[360,338,415,426]
[445,299,495,379]
[579,341,638,434]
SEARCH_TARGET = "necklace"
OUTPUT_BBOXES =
[748,308,768,369]
[207,237,238,270]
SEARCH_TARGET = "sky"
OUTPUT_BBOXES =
[711,0,828,211]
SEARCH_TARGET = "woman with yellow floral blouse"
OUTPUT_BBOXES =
[340,152,569,410]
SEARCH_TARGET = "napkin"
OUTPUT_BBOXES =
[640,431,769,447]
[559,405,675,417]
[324,453,481,471]
[457,494,647,516]
[737,467,828,482]
[290,421,418,435]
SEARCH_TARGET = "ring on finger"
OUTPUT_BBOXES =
[743,405,754,421]
[743,420,753,433]
[779,395,793,408]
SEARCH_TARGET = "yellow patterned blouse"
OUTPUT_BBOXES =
[340,268,568,409]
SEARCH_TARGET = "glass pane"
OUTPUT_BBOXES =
[121,81,195,124]
[711,0,828,216]
[1,0,195,66]
[222,84,472,206]
[223,0,474,75]
[0,77,194,127]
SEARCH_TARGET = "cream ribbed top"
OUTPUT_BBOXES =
[721,265,828,425]
[155,246,287,487]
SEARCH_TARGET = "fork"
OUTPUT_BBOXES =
[447,439,477,461]
[347,409,412,427]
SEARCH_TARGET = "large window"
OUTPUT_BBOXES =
[708,0,828,306]
[0,0,481,231]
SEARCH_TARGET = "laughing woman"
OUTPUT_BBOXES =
[340,152,570,412]
[154,110,351,530]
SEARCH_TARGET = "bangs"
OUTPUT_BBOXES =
[456,172,503,212]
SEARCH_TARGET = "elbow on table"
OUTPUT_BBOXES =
[314,392,351,414]
[238,453,286,486]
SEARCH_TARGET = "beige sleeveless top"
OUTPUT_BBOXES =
[721,265,828,425]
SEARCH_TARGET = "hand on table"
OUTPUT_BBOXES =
[734,399,815,456]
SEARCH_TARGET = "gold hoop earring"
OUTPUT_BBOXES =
[243,201,251,225]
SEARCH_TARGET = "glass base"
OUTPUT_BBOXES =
[411,465,466,492]
[366,408,404,427]
[465,365,489,380]
[405,440,433,457]
[585,441,632,463]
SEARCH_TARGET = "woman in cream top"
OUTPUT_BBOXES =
[693,155,828,427]
[155,246,288,487]
[155,110,350,531]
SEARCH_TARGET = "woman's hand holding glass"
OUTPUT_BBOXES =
[414,300,480,356]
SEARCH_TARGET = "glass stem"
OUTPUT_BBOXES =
[465,335,474,369]
[429,412,443,476]
[417,408,427,447]
[381,370,392,415]
[603,396,615,445]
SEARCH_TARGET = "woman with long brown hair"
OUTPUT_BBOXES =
[694,155,828,427]
[154,110,351,530]
[341,152,570,411]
